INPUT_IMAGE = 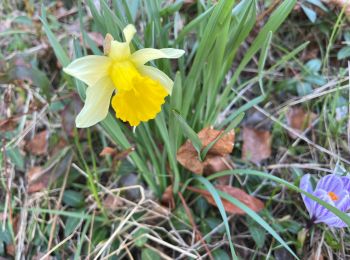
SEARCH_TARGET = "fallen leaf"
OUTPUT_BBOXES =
[4,214,19,256]
[0,117,18,132]
[177,141,203,174]
[6,244,15,256]
[103,194,124,211]
[198,127,235,156]
[326,0,350,17]
[27,150,73,193]
[188,185,264,215]
[99,147,117,156]
[286,107,317,139]
[100,146,134,160]
[161,186,175,209]
[27,166,48,193]
[203,155,232,175]
[242,127,271,164]
[177,127,235,174]
[27,166,44,183]
[25,130,48,156]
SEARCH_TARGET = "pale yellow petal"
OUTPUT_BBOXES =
[63,55,112,86]
[123,24,136,43]
[130,48,185,66]
[109,41,131,61]
[75,77,115,128]
[108,24,136,60]
[137,65,174,94]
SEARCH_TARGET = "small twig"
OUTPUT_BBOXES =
[93,186,145,259]
[256,0,281,24]
[40,232,75,260]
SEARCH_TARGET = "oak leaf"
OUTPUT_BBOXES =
[188,185,264,215]
[242,127,271,164]
[25,130,48,156]
[177,127,235,174]
[286,107,317,139]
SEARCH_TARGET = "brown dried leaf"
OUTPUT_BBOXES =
[99,147,117,156]
[177,127,235,174]
[161,186,175,209]
[27,166,43,183]
[203,155,232,175]
[25,130,48,156]
[326,0,350,17]
[0,117,18,132]
[242,127,271,164]
[198,127,235,156]
[99,146,135,161]
[177,141,203,174]
[6,244,15,256]
[188,185,264,215]
[286,107,317,139]
[27,166,49,193]
[27,151,72,193]
[103,194,124,211]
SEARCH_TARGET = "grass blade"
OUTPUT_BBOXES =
[195,176,238,260]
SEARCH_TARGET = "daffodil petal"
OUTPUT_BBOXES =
[76,77,115,128]
[63,55,112,86]
[109,41,131,61]
[130,48,185,66]
[123,24,136,43]
[138,65,174,94]
[111,76,168,126]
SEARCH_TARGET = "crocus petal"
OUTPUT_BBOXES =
[323,218,348,228]
[123,24,136,43]
[138,65,174,94]
[300,174,315,217]
[319,212,349,228]
[63,56,112,86]
[76,77,115,128]
[335,190,350,211]
[312,189,335,219]
[316,174,343,192]
[130,48,185,66]
[341,176,350,191]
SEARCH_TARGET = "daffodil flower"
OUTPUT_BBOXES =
[63,24,184,127]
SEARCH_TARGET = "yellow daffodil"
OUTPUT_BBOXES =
[63,24,184,127]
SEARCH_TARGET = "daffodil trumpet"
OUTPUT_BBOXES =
[63,24,184,127]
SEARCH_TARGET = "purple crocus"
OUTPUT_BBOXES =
[300,174,350,228]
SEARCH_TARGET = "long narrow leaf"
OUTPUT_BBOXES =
[195,176,238,260]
